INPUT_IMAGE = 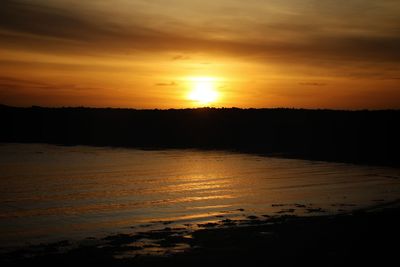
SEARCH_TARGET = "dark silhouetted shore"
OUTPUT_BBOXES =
[1,203,399,266]
[1,105,399,166]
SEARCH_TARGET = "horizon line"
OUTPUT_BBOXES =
[1,104,399,112]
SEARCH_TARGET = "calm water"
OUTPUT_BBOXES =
[1,143,400,247]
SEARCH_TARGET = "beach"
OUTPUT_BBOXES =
[2,201,399,266]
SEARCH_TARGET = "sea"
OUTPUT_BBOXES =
[1,143,399,248]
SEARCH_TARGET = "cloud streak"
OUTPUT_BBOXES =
[0,75,97,92]
[299,82,327,87]
[155,82,177,87]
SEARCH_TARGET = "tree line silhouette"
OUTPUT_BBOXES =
[1,105,399,166]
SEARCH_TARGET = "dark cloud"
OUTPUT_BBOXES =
[0,75,96,92]
[0,76,47,88]
[0,0,178,53]
[299,82,327,86]
[0,0,106,40]
[0,59,135,73]
[155,82,177,86]
[380,77,400,80]
[172,55,190,60]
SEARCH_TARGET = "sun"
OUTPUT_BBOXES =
[187,77,219,105]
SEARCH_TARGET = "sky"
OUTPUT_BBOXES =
[0,0,400,109]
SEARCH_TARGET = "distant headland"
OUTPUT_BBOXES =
[1,105,399,167]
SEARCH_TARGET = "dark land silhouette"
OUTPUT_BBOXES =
[1,105,399,166]
[2,204,400,267]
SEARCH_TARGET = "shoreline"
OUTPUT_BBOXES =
[2,200,400,266]
[2,141,400,169]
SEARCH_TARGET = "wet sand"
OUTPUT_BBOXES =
[2,201,399,266]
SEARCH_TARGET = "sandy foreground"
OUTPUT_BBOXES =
[1,200,399,267]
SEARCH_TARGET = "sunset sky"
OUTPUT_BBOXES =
[1,0,399,109]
